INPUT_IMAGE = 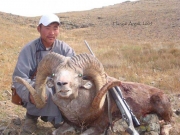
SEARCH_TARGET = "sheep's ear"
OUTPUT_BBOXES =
[81,80,93,89]
[46,78,54,88]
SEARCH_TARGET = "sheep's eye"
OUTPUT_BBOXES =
[51,73,55,77]
[78,74,83,77]
[82,76,91,80]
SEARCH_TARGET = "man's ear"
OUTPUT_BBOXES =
[37,25,40,32]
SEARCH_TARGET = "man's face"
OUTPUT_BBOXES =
[37,22,60,48]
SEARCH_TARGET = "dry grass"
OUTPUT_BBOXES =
[0,0,180,134]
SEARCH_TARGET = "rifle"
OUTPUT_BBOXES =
[84,40,140,135]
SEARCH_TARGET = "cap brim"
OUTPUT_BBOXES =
[41,21,60,26]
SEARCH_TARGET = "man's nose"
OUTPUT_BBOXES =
[49,30,55,34]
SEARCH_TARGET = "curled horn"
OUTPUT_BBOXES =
[70,53,116,122]
[15,52,67,108]
[84,80,122,123]
[70,53,107,92]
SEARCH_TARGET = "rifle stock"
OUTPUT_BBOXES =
[115,86,140,127]
[110,87,139,135]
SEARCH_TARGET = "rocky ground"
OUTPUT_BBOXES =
[0,0,180,134]
[0,92,180,135]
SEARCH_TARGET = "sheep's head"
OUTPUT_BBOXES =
[15,52,107,108]
[46,64,93,99]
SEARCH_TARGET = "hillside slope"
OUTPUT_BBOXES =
[56,0,180,43]
[0,0,179,101]
[0,0,179,43]
[0,0,180,134]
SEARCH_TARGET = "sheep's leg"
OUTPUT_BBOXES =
[52,122,75,135]
[81,127,103,135]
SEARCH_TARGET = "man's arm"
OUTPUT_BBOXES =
[54,40,76,57]
[12,45,36,103]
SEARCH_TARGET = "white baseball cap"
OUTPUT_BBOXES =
[39,14,60,26]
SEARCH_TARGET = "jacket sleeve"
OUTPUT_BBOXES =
[12,45,36,103]
[58,41,76,57]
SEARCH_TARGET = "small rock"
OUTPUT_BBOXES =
[140,114,159,124]
[2,129,18,135]
[148,123,160,133]
[0,101,6,105]
[118,77,126,81]
[10,114,19,118]
[144,131,159,135]
[112,119,128,132]
[13,118,21,125]
[137,114,160,134]
[5,90,12,96]
[0,126,7,131]
[150,81,155,85]
[2,93,7,97]
[161,124,172,135]
[175,109,180,115]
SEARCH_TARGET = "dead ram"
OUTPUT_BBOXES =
[15,52,172,135]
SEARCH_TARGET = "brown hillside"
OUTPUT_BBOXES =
[0,0,179,102]
[0,0,180,134]
[0,0,179,42]
[1,0,179,89]
[58,0,180,42]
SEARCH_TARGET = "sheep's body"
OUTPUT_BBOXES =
[15,53,172,135]
[52,80,172,134]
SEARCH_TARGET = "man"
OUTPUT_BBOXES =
[12,13,75,134]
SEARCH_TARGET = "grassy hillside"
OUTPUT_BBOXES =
[0,0,179,96]
[0,0,180,134]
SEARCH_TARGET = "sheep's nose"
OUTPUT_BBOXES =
[57,82,68,86]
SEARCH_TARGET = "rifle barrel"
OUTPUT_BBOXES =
[84,40,96,57]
